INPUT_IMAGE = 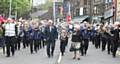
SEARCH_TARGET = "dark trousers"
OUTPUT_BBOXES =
[46,40,55,57]
[81,39,89,55]
[5,36,15,56]
[23,38,29,48]
[101,37,107,51]
[111,40,119,57]
[42,40,46,48]
[60,40,66,55]
[65,37,68,46]
[15,37,21,50]
[80,41,84,56]
[0,37,5,54]
[107,38,112,54]
[91,37,95,45]
[39,40,42,49]
[30,40,39,53]
[39,39,46,49]
[84,39,89,54]
[95,37,101,49]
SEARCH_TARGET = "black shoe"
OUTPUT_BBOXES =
[73,57,76,59]
[48,55,50,58]
[113,55,116,58]
[12,53,14,56]
[6,55,10,57]
[102,49,105,51]
[81,54,84,56]
[77,58,80,60]
[85,51,87,55]
[31,52,33,54]
[51,53,53,57]
[35,51,37,53]
[23,47,26,49]
[62,53,64,56]
[108,52,110,54]
[18,48,20,51]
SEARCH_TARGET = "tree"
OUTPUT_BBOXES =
[0,0,32,18]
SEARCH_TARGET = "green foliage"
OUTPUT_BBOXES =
[0,0,31,17]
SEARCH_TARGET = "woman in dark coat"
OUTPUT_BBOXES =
[71,24,81,60]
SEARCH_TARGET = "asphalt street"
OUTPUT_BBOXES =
[0,39,120,64]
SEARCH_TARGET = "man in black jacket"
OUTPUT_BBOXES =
[111,22,120,58]
[45,20,58,58]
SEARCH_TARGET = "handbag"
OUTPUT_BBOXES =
[69,42,76,52]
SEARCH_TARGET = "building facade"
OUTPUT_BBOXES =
[63,0,105,22]
[104,0,113,23]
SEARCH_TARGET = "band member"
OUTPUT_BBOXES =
[30,19,41,54]
[39,21,46,49]
[60,28,67,56]
[106,26,113,54]
[4,18,17,57]
[45,20,58,58]
[90,25,96,45]
[15,21,23,50]
[110,22,120,58]
[23,21,30,49]
[81,23,91,55]
[94,24,101,49]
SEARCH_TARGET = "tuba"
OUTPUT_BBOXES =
[60,30,67,40]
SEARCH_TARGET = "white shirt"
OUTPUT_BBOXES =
[5,23,16,36]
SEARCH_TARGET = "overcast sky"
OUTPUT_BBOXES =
[33,0,47,6]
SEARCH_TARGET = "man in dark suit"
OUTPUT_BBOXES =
[111,22,120,58]
[45,20,58,58]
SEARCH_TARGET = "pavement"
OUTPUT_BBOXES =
[0,39,120,64]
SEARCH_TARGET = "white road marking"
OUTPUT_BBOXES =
[57,53,62,64]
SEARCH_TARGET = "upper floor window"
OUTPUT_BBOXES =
[84,0,87,5]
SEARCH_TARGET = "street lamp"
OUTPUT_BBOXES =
[9,0,12,18]
[53,0,56,22]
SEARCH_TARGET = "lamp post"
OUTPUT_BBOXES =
[53,0,56,23]
[53,0,56,22]
[9,0,12,18]
[90,0,93,23]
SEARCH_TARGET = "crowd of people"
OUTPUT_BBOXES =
[0,18,58,57]
[0,18,120,61]
[67,21,120,60]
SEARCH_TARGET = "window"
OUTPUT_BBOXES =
[105,0,108,3]
[109,0,112,2]
[76,8,80,16]
[83,8,87,15]
[84,0,87,5]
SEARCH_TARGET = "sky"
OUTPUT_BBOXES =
[33,0,47,6]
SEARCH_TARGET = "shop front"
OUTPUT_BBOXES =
[104,8,114,24]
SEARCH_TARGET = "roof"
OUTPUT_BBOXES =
[72,16,89,23]
[30,10,48,18]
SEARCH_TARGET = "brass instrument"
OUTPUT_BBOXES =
[60,30,67,40]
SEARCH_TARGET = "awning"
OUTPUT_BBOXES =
[71,16,89,23]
